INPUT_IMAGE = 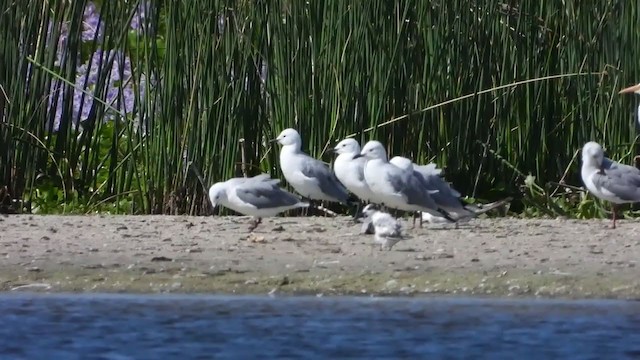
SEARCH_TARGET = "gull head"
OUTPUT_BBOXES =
[208,182,229,209]
[333,138,360,155]
[389,156,413,170]
[619,83,640,95]
[581,141,604,167]
[274,128,302,147]
[356,141,387,161]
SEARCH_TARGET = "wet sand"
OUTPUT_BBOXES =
[0,214,639,299]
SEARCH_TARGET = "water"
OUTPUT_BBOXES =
[1,294,639,359]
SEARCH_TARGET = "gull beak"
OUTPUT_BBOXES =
[619,83,640,95]
[268,138,279,143]
[352,153,365,159]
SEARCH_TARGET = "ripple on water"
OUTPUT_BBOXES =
[0,294,639,359]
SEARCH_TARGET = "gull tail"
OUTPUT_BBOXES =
[435,209,458,223]
[464,196,513,215]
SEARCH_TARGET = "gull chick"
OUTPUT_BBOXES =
[273,129,350,206]
[360,204,408,250]
[580,141,640,228]
[209,174,308,231]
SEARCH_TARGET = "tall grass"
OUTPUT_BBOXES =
[1,0,638,215]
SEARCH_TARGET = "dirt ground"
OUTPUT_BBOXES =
[1,214,639,299]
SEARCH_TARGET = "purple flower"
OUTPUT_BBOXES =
[47,49,143,131]
[130,1,150,32]
[45,21,71,67]
[44,2,149,132]
[81,2,104,42]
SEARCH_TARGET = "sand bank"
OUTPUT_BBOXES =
[1,215,638,299]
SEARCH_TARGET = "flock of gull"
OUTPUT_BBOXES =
[208,128,511,250]
[209,82,640,247]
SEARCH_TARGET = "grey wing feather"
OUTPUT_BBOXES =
[415,172,463,208]
[603,158,640,185]
[235,182,302,209]
[592,172,640,202]
[301,159,349,202]
[415,163,443,176]
[387,170,438,209]
[249,173,281,186]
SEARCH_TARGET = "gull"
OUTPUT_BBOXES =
[273,129,350,209]
[332,138,374,216]
[360,204,408,250]
[619,82,640,165]
[619,82,640,129]
[389,156,512,222]
[354,140,454,225]
[581,141,640,229]
[208,174,308,231]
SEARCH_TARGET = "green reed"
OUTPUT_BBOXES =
[1,0,638,215]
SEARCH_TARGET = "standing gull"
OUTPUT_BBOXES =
[619,82,640,130]
[332,138,374,216]
[619,83,640,165]
[209,174,308,231]
[273,129,351,209]
[580,141,640,228]
[354,140,454,224]
[390,156,512,222]
[360,204,408,251]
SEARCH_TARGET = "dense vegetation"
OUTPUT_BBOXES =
[1,1,639,218]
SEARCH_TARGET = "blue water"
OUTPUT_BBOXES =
[1,294,639,359]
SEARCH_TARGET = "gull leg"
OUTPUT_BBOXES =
[381,203,388,213]
[419,212,423,228]
[248,217,263,232]
[305,199,314,216]
[352,202,362,222]
[611,204,617,229]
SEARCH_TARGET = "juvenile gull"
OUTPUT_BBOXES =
[273,129,350,207]
[581,141,640,228]
[354,140,453,225]
[332,138,375,218]
[208,174,308,231]
[360,204,408,250]
[390,156,512,222]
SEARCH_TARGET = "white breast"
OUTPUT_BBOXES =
[334,154,370,201]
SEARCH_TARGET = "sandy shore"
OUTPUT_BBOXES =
[0,214,639,299]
